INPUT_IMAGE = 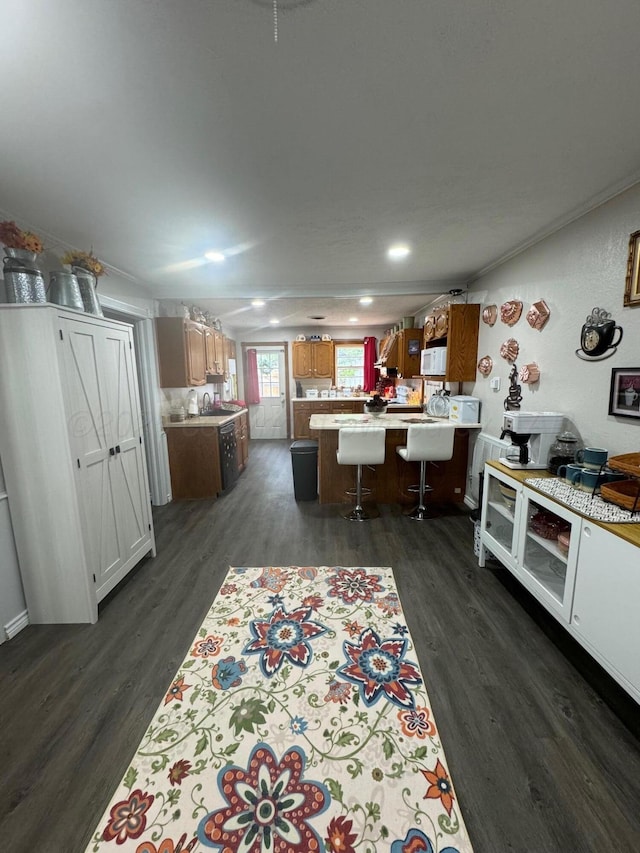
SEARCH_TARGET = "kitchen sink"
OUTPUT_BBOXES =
[200,409,240,417]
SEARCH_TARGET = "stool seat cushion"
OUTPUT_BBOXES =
[337,427,386,465]
[396,423,455,462]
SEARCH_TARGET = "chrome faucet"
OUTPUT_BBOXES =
[201,392,211,414]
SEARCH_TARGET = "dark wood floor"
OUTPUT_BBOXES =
[1,439,639,853]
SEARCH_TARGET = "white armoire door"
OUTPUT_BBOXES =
[100,325,154,585]
[60,317,154,602]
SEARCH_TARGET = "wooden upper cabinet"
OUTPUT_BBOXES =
[292,340,334,379]
[204,326,218,377]
[421,303,480,382]
[156,318,208,387]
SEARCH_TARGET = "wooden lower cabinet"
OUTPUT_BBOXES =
[166,427,222,499]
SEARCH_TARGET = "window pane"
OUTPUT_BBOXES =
[334,344,364,387]
[257,353,280,398]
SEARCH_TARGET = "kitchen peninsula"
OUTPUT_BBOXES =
[309,412,481,505]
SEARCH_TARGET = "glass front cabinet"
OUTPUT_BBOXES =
[480,466,579,623]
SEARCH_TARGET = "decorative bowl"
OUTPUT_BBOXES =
[499,483,517,511]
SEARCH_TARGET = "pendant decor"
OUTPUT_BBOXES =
[500,300,522,326]
[0,221,46,303]
[500,338,519,362]
[575,306,623,361]
[504,364,523,410]
[526,299,550,331]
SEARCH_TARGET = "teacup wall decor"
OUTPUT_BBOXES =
[575,306,623,360]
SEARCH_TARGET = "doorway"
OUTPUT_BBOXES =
[242,344,289,439]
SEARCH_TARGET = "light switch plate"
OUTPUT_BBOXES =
[490,377,501,391]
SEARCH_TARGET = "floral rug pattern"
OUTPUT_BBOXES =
[85,567,474,853]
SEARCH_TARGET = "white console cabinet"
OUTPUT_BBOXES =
[571,523,640,702]
[0,305,156,624]
[480,461,640,703]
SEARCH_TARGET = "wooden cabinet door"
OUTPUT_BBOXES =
[398,330,421,377]
[185,322,206,385]
[313,341,334,378]
[213,330,224,374]
[293,342,313,378]
[293,403,312,438]
[204,326,217,375]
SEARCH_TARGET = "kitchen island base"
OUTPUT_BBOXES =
[314,422,471,506]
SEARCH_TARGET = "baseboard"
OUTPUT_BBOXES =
[4,609,29,641]
[464,494,478,510]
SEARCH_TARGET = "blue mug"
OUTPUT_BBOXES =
[575,468,606,493]
[557,463,584,486]
[575,447,608,470]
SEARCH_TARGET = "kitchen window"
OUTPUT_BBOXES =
[335,343,364,388]
[257,352,281,398]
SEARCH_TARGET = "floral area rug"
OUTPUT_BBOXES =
[85,566,474,853]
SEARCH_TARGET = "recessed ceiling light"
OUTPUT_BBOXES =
[204,250,226,262]
[359,297,373,305]
[251,299,265,307]
[349,317,358,323]
[269,318,280,325]
[387,244,411,261]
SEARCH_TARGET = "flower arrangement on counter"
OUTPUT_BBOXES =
[0,220,44,253]
[60,248,107,277]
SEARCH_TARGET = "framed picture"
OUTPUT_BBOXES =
[608,367,640,418]
[624,230,640,306]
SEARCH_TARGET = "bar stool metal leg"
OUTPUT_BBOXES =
[405,459,433,519]
[344,463,380,520]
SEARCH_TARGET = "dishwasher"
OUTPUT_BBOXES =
[219,421,239,492]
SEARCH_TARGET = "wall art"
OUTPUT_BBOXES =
[500,338,519,362]
[624,230,640,307]
[518,362,540,383]
[500,300,522,325]
[482,305,497,326]
[526,300,550,330]
[608,367,640,418]
[477,355,493,376]
[575,307,623,360]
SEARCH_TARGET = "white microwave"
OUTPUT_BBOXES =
[420,346,447,375]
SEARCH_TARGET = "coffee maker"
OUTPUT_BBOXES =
[499,411,565,469]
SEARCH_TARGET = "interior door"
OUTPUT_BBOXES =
[249,348,287,439]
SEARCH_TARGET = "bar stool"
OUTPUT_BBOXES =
[336,427,386,521]
[396,423,455,519]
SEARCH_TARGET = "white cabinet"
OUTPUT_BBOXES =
[0,305,155,624]
[479,465,523,572]
[570,524,640,703]
[480,462,640,702]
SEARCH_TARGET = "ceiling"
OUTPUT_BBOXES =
[3,0,640,331]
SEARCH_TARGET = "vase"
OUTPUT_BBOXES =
[2,247,47,303]
[72,265,103,316]
[47,270,84,311]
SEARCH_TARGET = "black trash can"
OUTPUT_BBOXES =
[290,439,318,501]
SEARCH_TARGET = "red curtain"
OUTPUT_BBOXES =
[363,337,378,392]
[246,348,260,404]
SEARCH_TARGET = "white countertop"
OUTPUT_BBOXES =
[309,413,481,430]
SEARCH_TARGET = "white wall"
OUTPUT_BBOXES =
[467,183,640,455]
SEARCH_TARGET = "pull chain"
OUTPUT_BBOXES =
[273,0,278,42]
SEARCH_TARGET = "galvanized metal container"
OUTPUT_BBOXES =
[48,270,84,311]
